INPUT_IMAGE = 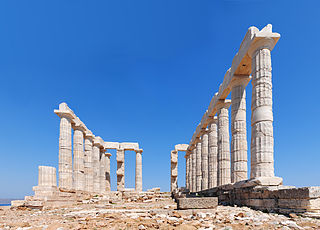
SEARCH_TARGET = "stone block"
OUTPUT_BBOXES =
[104,142,120,149]
[11,200,25,207]
[177,197,218,210]
[276,187,320,199]
[175,144,189,151]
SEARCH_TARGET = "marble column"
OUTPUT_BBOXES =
[217,101,231,186]
[170,150,178,192]
[73,122,85,191]
[84,133,94,193]
[208,117,218,188]
[191,148,196,192]
[196,140,202,191]
[56,103,73,190]
[116,148,125,191]
[249,39,276,179]
[201,130,209,190]
[135,149,143,192]
[99,149,106,194]
[33,166,58,198]
[38,166,57,187]
[231,77,250,183]
[105,152,111,192]
[93,138,102,193]
[185,154,189,190]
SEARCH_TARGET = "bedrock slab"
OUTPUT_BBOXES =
[177,197,218,210]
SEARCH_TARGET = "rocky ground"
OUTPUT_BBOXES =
[1,196,320,230]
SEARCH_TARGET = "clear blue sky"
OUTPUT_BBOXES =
[0,0,319,198]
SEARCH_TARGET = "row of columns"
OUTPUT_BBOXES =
[185,38,276,192]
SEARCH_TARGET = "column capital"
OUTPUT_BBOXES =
[84,130,95,140]
[135,149,143,154]
[73,118,86,132]
[208,116,218,125]
[216,99,231,110]
[105,152,112,157]
[93,136,104,147]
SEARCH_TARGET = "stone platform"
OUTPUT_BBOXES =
[196,184,320,218]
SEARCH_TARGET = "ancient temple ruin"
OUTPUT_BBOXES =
[12,102,144,207]
[173,24,320,217]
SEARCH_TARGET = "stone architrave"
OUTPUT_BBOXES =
[73,119,85,191]
[196,140,202,191]
[99,149,106,194]
[84,132,94,193]
[248,35,277,179]
[135,149,143,192]
[93,137,103,193]
[170,150,178,192]
[191,148,196,192]
[230,76,250,183]
[208,117,218,188]
[201,130,209,190]
[105,152,111,192]
[116,148,125,191]
[55,103,73,190]
[217,100,231,186]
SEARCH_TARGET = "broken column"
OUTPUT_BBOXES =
[230,76,250,183]
[116,148,125,191]
[99,149,106,194]
[55,103,73,190]
[208,117,218,188]
[170,150,178,192]
[248,32,280,182]
[33,166,58,198]
[73,118,85,191]
[105,152,111,192]
[217,100,231,186]
[196,140,202,191]
[84,132,94,193]
[201,129,209,190]
[135,149,143,192]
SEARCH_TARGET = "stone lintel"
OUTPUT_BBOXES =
[93,136,104,147]
[119,142,139,151]
[104,141,120,149]
[175,144,189,152]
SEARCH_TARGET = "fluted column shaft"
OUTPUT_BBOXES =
[196,141,202,191]
[117,149,125,191]
[84,137,94,192]
[135,150,143,192]
[105,153,111,191]
[73,128,85,191]
[38,166,57,187]
[188,153,192,190]
[217,104,231,186]
[185,155,189,189]
[99,151,106,194]
[93,144,101,193]
[208,118,218,188]
[170,150,178,192]
[201,131,209,190]
[250,47,274,178]
[58,116,72,189]
[191,148,196,192]
[231,78,249,183]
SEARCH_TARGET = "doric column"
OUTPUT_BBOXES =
[191,148,196,192]
[73,119,85,191]
[33,166,58,198]
[248,37,277,179]
[185,153,189,190]
[105,152,111,192]
[84,132,94,193]
[170,150,178,192]
[55,103,73,190]
[201,129,209,190]
[195,140,202,191]
[38,166,57,187]
[135,149,143,192]
[208,117,218,188]
[99,149,106,194]
[93,137,103,193]
[116,148,125,191]
[230,76,250,183]
[217,100,231,186]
